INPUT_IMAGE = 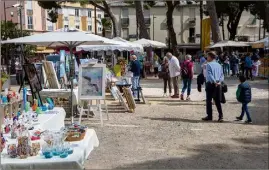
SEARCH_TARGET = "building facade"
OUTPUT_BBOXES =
[110,1,268,46]
[55,2,104,34]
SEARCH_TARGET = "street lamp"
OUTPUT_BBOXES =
[152,14,157,40]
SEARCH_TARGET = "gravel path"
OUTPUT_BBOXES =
[84,78,268,169]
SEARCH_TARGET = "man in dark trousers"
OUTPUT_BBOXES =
[130,55,141,99]
[202,51,225,122]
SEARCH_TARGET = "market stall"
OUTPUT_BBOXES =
[251,37,269,78]
[133,38,167,48]
[2,28,122,122]
[205,40,250,48]
[1,107,99,170]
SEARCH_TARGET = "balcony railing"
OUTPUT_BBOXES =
[121,18,129,27]
[144,18,151,26]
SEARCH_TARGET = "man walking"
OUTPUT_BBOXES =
[130,55,141,99]
[180,54,194,100]
[202,51,224,122]
[166,52,181,98]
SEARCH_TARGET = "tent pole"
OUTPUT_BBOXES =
[69,45,74,123]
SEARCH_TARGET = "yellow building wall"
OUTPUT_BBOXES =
[57,14,63,29]
[69,16,75,28]
[81,16,87,31]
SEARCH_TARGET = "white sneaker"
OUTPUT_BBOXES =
[163,93,167,97]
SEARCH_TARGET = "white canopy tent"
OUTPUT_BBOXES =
[250,37,269,48]
[133,38,167,48]
[2,28,122,122]
[206,40,250,48]
[76,37,143,52]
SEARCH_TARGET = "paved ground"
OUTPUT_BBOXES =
[83,77,269,169]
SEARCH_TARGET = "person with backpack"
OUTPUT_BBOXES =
[180,55,194,100]
[160,57,172,97]
[235,75,252,124]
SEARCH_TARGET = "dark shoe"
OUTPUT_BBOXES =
[171,95,179,98]
[218,118,224,122]
[235,116,243,121]
[202,116,212,121]
[180,94,184,100]
[245,120,253,124]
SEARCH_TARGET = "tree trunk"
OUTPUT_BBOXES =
[166,1,179,57]
[103,1,119,37]
[263,1,269,34]
[135,0,150,39]
[221,14,225,40]
[206,1,222,43]
[227,7,243,40]
[88,1,119,37]
[102,28,106,37]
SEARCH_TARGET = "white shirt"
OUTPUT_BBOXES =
[168,56,181,78]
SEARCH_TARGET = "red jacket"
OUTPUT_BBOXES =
[181,60,194,79]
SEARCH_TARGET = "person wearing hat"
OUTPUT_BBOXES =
[202,51,224,122]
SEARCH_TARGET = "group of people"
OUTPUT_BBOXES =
[160,53,194,100]
[200,50,261,80]
[160,51,253,124]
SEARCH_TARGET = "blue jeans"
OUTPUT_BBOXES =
[223,63,230,76]
[181,78,192,95]
[240,103,252,121]
[131,76,140,98]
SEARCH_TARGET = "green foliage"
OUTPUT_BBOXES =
[38,1,61,23]
[1,21,36,62]
[1,72,9,84]
[101,18,112,29]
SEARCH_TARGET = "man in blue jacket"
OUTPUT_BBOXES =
[130,55,141,98]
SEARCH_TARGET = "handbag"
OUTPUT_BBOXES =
[221,82,228,93]
[220,92,226,104]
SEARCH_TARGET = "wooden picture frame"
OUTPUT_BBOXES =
[42,61,60,89]
[78,64,106,100]
[115,88,128,111]
[123,87,136,112]
[23,64,42,93]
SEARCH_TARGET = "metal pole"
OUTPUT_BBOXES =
[153,15,155,40]
[19,2,25,89]
[69,46,74,123]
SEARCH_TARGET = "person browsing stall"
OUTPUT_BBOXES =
[166,52,181,98]
[130,55,141,99]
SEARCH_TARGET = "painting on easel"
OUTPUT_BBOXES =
[23,64,42,93]
[78,64,106,100]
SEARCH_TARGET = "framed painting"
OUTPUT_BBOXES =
[23,64,42,93]
[78,64,106,100]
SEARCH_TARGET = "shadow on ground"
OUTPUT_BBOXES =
[142,116,232,124]
[114,136,268,169]
[248,98,269,126]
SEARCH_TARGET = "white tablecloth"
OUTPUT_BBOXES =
[1,129,99,170]
[1,106,99,170]
[39,89,79,105]
[2,107,66,143]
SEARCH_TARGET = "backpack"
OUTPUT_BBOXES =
[181,62,190,78]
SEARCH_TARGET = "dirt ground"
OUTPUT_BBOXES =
[83,77,268,169]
